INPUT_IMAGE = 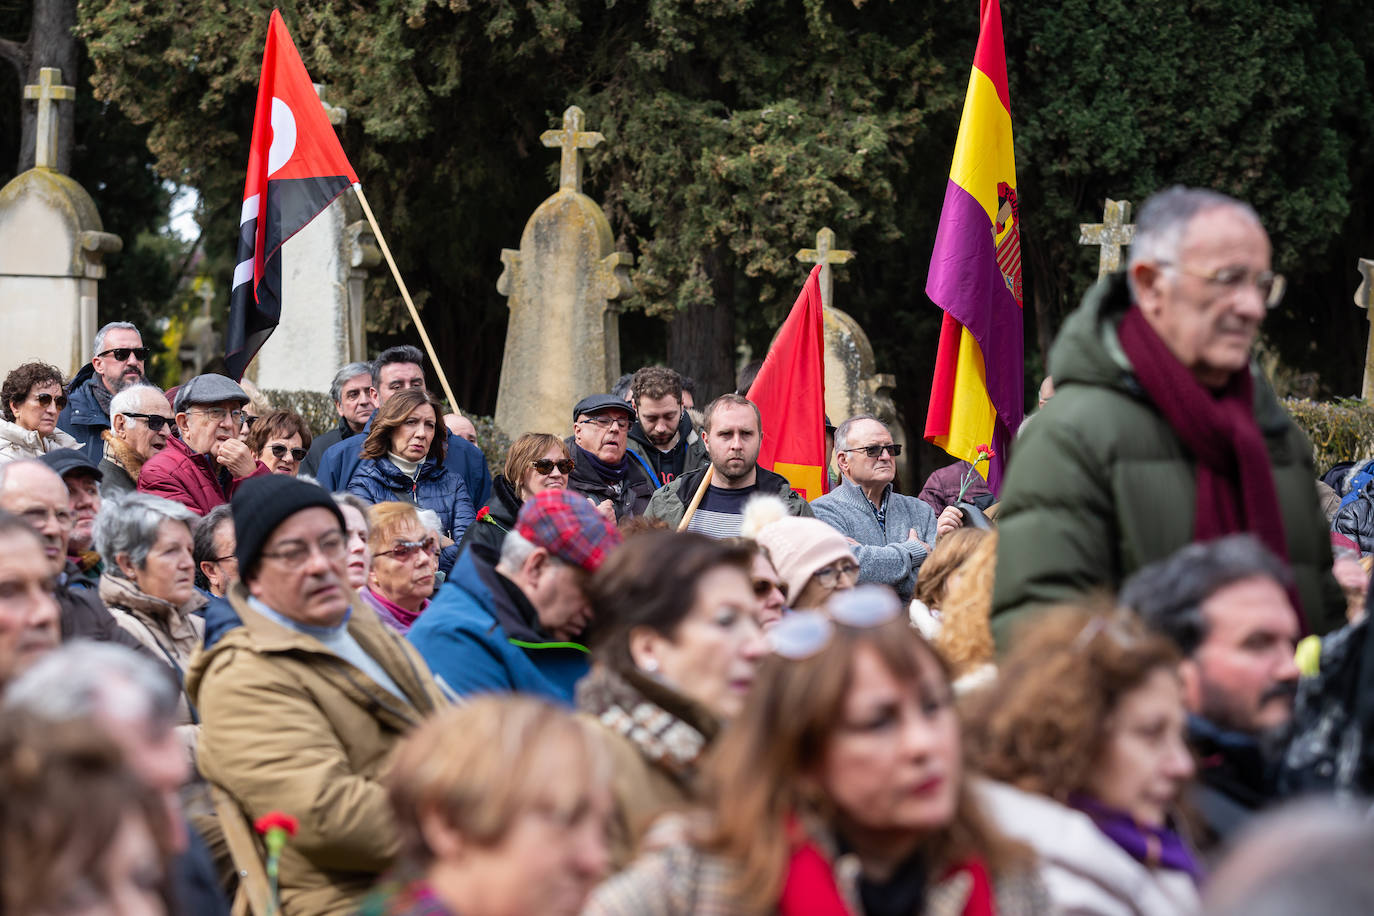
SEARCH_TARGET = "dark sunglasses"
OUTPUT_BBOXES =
[31,392,68,410]
[242,414,260,428]
[376,537,439,562]
[268,444,308,462]
[753,578,786,601]
[844,443,902,458]
[123,412,170,431]
[95,347,151,362]
[531,458,575,475]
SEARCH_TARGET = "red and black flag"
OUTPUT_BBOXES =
[225,9,359,380]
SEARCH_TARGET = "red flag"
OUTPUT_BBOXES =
[748,265,829,501]
[225,9,360,379]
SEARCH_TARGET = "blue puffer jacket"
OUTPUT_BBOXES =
[57,365,110,464]
[346,457,475,575]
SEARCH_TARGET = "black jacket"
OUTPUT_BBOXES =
[301,415,357,478]
[56,563,161,662]
[456,474,522,565]
[564,440,656,521]
[1186,714,1279,854]
[57,365,110,464]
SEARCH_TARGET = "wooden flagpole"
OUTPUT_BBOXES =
[676,465,715,532]
[353,185,462,416]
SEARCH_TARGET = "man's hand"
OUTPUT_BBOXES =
[936,505,964,539]
[217,438,259,479]
[593,498,616,521]
[906,528,932,553]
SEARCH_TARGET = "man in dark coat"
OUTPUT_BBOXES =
[300,362,375,477]
[58,321,149,463]
[566,394,656,522]
[624,365,707,487]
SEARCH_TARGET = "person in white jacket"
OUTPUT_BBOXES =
[0,362,78,464]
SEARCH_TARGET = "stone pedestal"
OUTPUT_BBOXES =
[822,307,908,480]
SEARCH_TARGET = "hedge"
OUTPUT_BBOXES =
[1283,397,1374,474]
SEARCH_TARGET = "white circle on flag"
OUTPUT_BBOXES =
[267,97,297,177]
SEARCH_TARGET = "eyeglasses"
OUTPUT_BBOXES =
[752,577,787,601]
[242,415,260,428]
[1159,261,1287,309]
[95,347,150,362]
[768,586,903,659]
[259,531,347,566]
[122,412,170,432]
[268,444,308,462]
[190,407,245,425]
[811,559,861,589]
[578,414,631,431]
[30,392,69,410]
[375,537,440,562]
[531,458,575,475]
[843,443,902,458]
[211,554,238,565]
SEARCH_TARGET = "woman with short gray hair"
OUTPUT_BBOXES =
[95,490,206,755]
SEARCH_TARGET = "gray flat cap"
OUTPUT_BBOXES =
[174,374,250,413]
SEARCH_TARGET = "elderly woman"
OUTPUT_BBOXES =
[0,361,79,463]
[579,530,767,866]
[348,388,474,575]
[244,408,312,476]
[741,538,787,629]
[360,502,439,634]
[587,586,1046,914]
[743,496,858,610]
[358,696,612,916]
[334,492,373,590]
[458,432,571,564]
[95,491,206,751]
[964,607,1201,915]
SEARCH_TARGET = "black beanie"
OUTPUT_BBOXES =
[232,476,346,576]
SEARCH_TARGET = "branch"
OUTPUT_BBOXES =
[0,38,24,80]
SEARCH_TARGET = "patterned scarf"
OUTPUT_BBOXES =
[575,665,716,782]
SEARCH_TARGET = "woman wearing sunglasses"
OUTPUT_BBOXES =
[348,388,475,577]
[586,586,1046,915]
[358,502,440,634]
[0,361,79,464]
[578,530,767,868]
[244,409,313,476]
[744,496,860,611]
[456,433,572,564]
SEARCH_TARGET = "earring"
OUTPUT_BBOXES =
[642,658,659,673]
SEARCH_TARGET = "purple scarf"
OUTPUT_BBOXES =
[359,586,427,635]
[1069,794,1203,884]
[575,443,627,482]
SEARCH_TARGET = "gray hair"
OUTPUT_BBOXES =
[497,529,539,574]
[5,640,180,733]
[610,373,634,402]
[330,362,374,405]
[332,493,372,532]
[108,383,167,420]
[94,491,197,572]
[192,503,234,567]
[416,508,443,537]
[833,414,885,454]
[1118,534,1291,656]
[1126,186,1264,298]
[92,321,141,357]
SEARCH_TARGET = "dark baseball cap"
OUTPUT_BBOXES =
[39,448,103,482]
[572,394,635,424]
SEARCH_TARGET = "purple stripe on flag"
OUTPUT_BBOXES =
[925,178,1024,435]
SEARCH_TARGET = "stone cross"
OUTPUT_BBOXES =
[540,106,604,194]
[1079,199,1136,279]
[1356,258,1374,400]
[23,68,76,171]
[795,227,856,311]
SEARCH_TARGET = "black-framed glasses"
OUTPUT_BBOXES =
[376,537,439,562]
[123,412,170,432]
[211,554,238,565]
[1158,261,1286,309]
[259,531,347,566]
[531,458,575,475]
[811,559,861,589]
[30,392,68,410]
[242,414,260,429]
[843,443,902,458]
[268,444,308,462]
[768,586,902,659]
[190,406,245,425]
[95,347,151,362]
[578,414,631,431]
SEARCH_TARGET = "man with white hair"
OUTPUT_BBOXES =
[993,186,1341,641]
[301,361,375,477]
[100,383,174,494]
[59,320,150,463]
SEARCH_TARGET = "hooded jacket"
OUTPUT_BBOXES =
[57,363,109,464]
[992,272,1342,642]
[0,416,79,464]
[136,434,270,516]
[625,411,708,487]
[346,456,475,575]
[644,463,814,529]
[454,473,521,565]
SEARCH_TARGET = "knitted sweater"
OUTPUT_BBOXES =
[811,477,937,601]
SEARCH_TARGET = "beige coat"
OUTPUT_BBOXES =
[0,416,78,464]
[187,583,447,916]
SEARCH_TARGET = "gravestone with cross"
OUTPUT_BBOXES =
[494,105,634,439]
[0,67,122,378]
[1079,199,1136,280]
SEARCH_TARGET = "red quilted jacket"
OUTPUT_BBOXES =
[136,434,269,515]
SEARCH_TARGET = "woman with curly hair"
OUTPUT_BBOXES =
[963,606,1201,915]
[927,531,999,694]
[0,360,78,463]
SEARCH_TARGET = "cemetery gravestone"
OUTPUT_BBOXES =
[1355,258,1374,400]
[1079,199,1136,280]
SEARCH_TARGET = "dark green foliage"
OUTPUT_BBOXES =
[1283,397,1374,472]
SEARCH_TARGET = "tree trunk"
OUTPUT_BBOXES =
[17,0,78,175]
[666,244,736,401]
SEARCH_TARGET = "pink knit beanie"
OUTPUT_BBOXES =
[755,516,855,606]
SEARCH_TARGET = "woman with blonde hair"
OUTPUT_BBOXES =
[457,432,571,563]
[910,527,989,637]
[359,502,440,634]
[928,531,998,693]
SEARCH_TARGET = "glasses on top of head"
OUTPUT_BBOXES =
[376,537,439,562]
[191,406,245,425]
[259,530,348,567]
[767,585,904,660]
[811,559,861,590]
[844,443,902,459]
[578,414,631,431]
[531,458,575,475]
[268,444,308,462]
[122,412,170,431]
[1159,262,1286,309]
[30,392,68,410]
[96,347,151,362]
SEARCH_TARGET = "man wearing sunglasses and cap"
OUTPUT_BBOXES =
[98,384,175,495]
[58,321,151,464]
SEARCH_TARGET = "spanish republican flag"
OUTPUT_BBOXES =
[748,265,829,501]
[923,0,1024,492]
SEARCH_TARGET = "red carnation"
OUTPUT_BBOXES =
[476,506,491,523]
[976,443,990,456]
[255,811,299,838]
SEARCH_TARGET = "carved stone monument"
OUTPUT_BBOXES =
[0,68,121,377]
[1079,199,1136,279]
[494,106,634,438]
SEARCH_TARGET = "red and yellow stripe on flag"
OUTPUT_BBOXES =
[923,0,1024,493]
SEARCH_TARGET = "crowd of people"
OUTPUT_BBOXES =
[2,184,1374,915]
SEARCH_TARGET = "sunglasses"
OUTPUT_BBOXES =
[31,392,69,410]
[844,443,902,458]
[752,577,787,601]
[376,537,439,562]
[767,586,903,660]
[123,412,170,431]
[95,347,151,362]
[268,444,308,462]
[242,414,260,428]
[531,458,575,475]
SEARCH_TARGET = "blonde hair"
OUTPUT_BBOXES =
[934,531,997,680]
[914,527,988,611]
[365,501,423,554]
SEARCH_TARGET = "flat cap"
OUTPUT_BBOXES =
[572,394,634,424]
[174,374,249,413]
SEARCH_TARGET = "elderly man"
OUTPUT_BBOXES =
[410,489,620,702]
[566,393,657,522]
[189,475,446,916]
[137,374,269,515]
[59,321,149,463]
[1121,535,1300,850]
[625,365,707,486]
[301,362,374,477]
[39,448,105,586]
[993,186,1341,639]
[645,394,813,536]
[98,383,172,494]
[812,415,962,600]
[0,511,61,687]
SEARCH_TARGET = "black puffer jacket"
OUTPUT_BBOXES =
[456,474,522,564]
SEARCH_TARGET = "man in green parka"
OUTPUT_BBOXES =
[993,187,1343,644]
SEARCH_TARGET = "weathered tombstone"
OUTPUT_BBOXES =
[250,85,378,394]
[494,105,634,438]
[0,68,121,377]
[1355,258,1374,400]
[1079,199,1136,279]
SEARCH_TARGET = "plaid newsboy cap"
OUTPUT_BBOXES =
[514,489,622,573]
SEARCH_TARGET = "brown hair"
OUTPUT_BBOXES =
[365,501,425,555]
[932,531,997,680]
[963,605,1182,801]
[360,388,446,463]
[1,361,65,422]
[245,408,313,455]
[914,527,988,611]
[502,432,570,485]
[630,365,683,405]
[700,620,1024,911]
[702,392,760,434]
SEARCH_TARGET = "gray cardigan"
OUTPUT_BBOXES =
[812,477,938,600]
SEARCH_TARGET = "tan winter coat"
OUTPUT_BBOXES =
[0,416,78,464]
[186,583,447,916]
